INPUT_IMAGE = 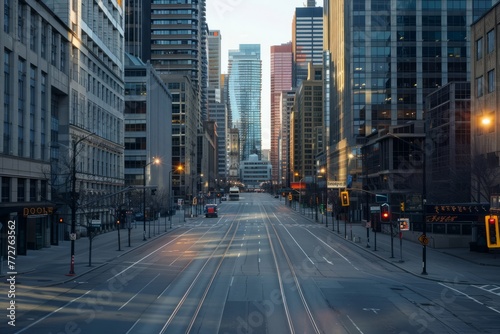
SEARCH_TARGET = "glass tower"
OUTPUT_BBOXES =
[228,44,262,162]
[324,0,495,182]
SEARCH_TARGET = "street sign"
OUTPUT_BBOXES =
[418,234,429,245]
[375,194,388,203]
[398,218,410,231]
[288,193,293,201]
[328,181,346,189]
[193,197,197,205]
[70,233,77,241]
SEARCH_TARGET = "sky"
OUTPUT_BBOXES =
[206,0,313,150]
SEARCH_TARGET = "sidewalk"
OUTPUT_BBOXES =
[0,212,187,287]
[313,214,500,285]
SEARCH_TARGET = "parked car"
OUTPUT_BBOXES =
[204,204,218,218]
[221,196,227,201]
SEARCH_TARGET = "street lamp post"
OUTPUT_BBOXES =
[143,158,160,241]
[68,133,94,276]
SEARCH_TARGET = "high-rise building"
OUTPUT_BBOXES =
[280,90,296,186]
[270,43,293,185]
[207,30,227,180]
[292,4,323,88]
[291,64,324,180]
[123,54,172,200]
[228,44,262,162]
[125,0,208,195]
[323,0,494,213]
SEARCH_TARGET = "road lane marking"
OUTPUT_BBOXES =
[119,273,160,310]
[272,212,315,265]
[107,229,193,282]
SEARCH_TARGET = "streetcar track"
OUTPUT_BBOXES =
[158,204,244,334]
[260,203,322,334]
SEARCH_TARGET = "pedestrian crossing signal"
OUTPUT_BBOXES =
[340,191,349,206]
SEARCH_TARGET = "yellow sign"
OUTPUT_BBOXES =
[193,197,197,205]
[418,234,429,245]
[288,193,293,201]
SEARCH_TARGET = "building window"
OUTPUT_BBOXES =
[4,50,11,154]
[17,178,25,202]
[1,177,10,202]
[30,10,37,51]
[18,57,26,156]
[487,29,495,54]
[476,37,483,60]
[476,76,483,97]
[30,179,36,201]
[17,2,25,43]
[41,20,47,59]
[4,0,10,33]
[488,70,495,93]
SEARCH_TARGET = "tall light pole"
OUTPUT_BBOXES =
[168,165,183,226]
[143,158,160,241]
[68,133,94,276]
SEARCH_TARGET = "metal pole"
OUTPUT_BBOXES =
[143,164,147,241]
[117,221,121,251]
[69,140,77,275]
[422,127,428,274]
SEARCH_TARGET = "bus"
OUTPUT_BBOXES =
[229,187,240,201]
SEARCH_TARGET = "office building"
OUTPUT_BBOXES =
[0,0,125,254]
[124,55,172,211]
[324,0,494,216]
[207,30,227,180]
[471,4,500,202]
[270,43,293,185]
[228,44,262,163]
[291,64,324,180]
[292,4,323,88]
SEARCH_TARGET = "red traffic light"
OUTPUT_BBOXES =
[489,218,496,225]
[380,204,390,222]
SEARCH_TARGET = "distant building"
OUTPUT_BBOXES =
[291,64,324,180]
[270,43,293,185]
[292,4,323,88]
[240,155,272,190]
[228,44,262,162]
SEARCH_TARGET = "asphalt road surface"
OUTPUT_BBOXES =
[4,193,500,334]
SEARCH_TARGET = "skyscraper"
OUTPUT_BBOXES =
[270,43,293,185]
[292,4,323,88]
[323,0,495,210]
[207,30,227,179]
[228,44,262,162]
[125,0,208,195]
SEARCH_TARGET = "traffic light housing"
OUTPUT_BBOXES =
[485,215,500,248]
[400,201,405,212]
[380,203,390,222]
[340,191,350,206]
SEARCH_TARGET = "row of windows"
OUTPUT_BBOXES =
[354,15,467,28]
[476,70,495,98]
[355,0,467,11]
[1,177,48,203]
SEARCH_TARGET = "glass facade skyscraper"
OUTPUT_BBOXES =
[228,44,262,162]
[324,0,495,185]
[293,5,323,88]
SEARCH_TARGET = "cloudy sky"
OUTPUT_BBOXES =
[207,0,314,149]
